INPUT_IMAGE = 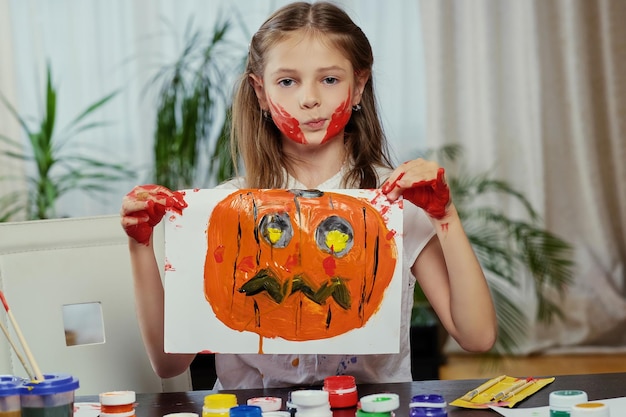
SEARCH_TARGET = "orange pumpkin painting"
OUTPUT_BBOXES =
[204,189,398,342]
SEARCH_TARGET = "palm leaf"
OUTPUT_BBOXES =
[0,62,133,220]
[412,144,574,354]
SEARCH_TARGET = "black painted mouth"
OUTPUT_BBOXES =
[238,268,351,310]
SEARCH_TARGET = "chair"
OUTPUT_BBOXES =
[0,215,191,395]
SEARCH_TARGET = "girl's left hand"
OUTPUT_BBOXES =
[381,158,451,219]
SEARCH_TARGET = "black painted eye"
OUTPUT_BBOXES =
[259,213,293,248]
[315,216,353,257]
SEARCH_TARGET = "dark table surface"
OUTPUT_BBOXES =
[77,372,626,416]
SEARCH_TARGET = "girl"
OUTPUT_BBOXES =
[121,1,496,389]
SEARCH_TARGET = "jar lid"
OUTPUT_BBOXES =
[229,405,262,417]
[261,412,291,417]
[410,394,447,408]
[290,389,330,407]
[19,373,79,395]
[549,390,589,408]
[247,397,282,412]
[323,375,357,393]
[203,393,238,411]
[356,410,392,417]
[359,393,400,413]
[0,381,21,396]
[100,390,136,405]
[571,402,609,416]
[100,411,135,417]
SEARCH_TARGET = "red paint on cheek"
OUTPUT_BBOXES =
[323,255,336,276]
[269,100,306,144]
[322,96,352,143]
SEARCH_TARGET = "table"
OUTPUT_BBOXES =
[77,372,626,417]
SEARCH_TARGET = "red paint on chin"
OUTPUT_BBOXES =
[322,97,352,143]
[269,100,306,144]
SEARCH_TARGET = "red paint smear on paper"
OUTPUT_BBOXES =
[238,256,256,272]
[386,230,396,240]
[164,261,175,272]
[284,254,299,272]
[322,255,336,276]
[213,246,225,263]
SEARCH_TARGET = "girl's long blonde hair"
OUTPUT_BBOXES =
[230,1,393,189]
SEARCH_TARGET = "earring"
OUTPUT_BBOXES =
[352,104,362,112]
[262,109,272,120]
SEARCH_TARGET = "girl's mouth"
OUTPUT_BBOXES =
[304,119,326,130]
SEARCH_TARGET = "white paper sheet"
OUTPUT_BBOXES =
[163,188,403,354]
[490,396,626,416]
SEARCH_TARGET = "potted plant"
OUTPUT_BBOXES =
[146,17,245,191]
[410,144,574,378]
[0,64,134,221]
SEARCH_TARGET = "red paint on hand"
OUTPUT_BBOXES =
[124,185,188,245]
[402,168,450,219]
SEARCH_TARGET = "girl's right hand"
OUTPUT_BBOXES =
[120,185,188,245]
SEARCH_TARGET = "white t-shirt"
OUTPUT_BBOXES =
[211,165,436,389]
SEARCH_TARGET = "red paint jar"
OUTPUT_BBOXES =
[323,375,358,409]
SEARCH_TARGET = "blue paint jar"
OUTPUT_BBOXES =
[228,405,262,417]
[409,394,447,417]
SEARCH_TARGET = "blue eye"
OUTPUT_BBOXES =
[278,79,295,87]
[323,77,338,85]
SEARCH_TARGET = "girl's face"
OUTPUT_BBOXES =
[250,31,368,146]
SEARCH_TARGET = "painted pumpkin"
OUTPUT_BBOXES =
[204,189,397,341]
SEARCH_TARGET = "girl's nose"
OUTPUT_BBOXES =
[299,84,320,109]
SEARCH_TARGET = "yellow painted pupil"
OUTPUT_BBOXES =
[325,230,348,253]
[267,227,283,244]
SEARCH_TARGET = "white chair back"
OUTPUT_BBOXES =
[0,216,191,395]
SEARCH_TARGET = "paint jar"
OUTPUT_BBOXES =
[409,394,447,417]
[549,390,589,416]
[202,393,238,417]
[163,414,199,417]
[289,390,332,417]
[19,373,79,417]
[323,375,358,409]
[246,397,281,413]
[359,393,399,416]
[570,402,610,416]
[356,410,394,417]
[99,390,136,417]
[0,376,23,417]
[229,405,262,417]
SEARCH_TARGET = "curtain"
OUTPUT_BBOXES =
[420,0,626,353]
[0,1,27,221]
[1,0,425,219]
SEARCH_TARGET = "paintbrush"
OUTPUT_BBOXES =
[0,291,44,381]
